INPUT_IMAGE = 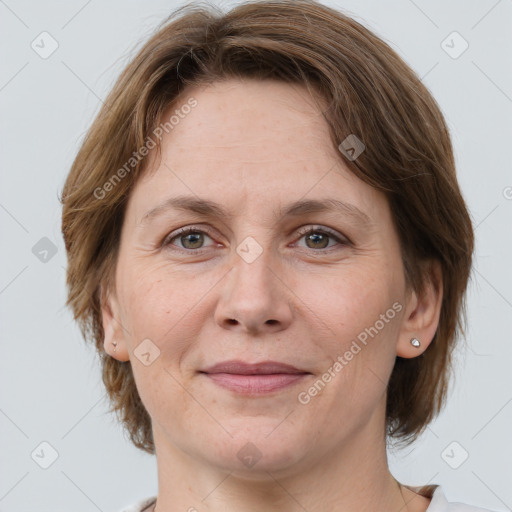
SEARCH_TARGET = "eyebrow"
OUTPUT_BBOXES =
[140,195,373,227]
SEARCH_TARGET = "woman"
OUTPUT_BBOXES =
[60,1,494,511]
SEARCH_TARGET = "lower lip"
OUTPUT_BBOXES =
[203,373,309,394]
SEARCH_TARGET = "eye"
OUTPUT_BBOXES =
[163,226,217,251]
[162,225,349,253]
[294,226,348,251]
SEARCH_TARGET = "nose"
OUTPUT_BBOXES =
[215,247,294,335]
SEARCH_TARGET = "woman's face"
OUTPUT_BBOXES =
[105,78,418,476]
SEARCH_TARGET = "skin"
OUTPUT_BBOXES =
[102,78,443,512]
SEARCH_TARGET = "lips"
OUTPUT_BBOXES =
[200,360,311,394]
[201,360,308,375]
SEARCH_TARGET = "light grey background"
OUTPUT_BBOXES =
[1,0,511,511]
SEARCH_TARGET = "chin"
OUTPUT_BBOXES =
[202,421,311,477]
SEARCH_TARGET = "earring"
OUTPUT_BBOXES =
[112,341,118,352]
[410,338,421,348]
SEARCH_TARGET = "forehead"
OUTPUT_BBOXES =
[145,78,333,169]
[128,78,387,225]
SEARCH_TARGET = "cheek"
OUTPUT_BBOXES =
[119,264,209,425]
[293,269,402,436]
[303,261,404,390]
[118,260,226,370]
[316,262,402,338]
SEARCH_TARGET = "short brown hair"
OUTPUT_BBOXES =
[60,0,474,454]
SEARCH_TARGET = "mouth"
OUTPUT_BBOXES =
[199,360,312,395]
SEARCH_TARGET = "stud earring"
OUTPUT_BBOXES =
[112,340,118,352]
[410,338,421,348]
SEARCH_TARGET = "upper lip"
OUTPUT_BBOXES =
[200,360,310,375]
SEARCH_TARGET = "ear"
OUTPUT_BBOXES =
[397,260,443,358]
[100,284,130,362]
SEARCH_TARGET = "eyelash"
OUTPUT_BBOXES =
[162,225,349,253]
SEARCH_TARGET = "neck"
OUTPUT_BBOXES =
[149,412,418,512]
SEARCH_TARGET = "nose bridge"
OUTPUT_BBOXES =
[215,231,293,333]
[233,235,275,292]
